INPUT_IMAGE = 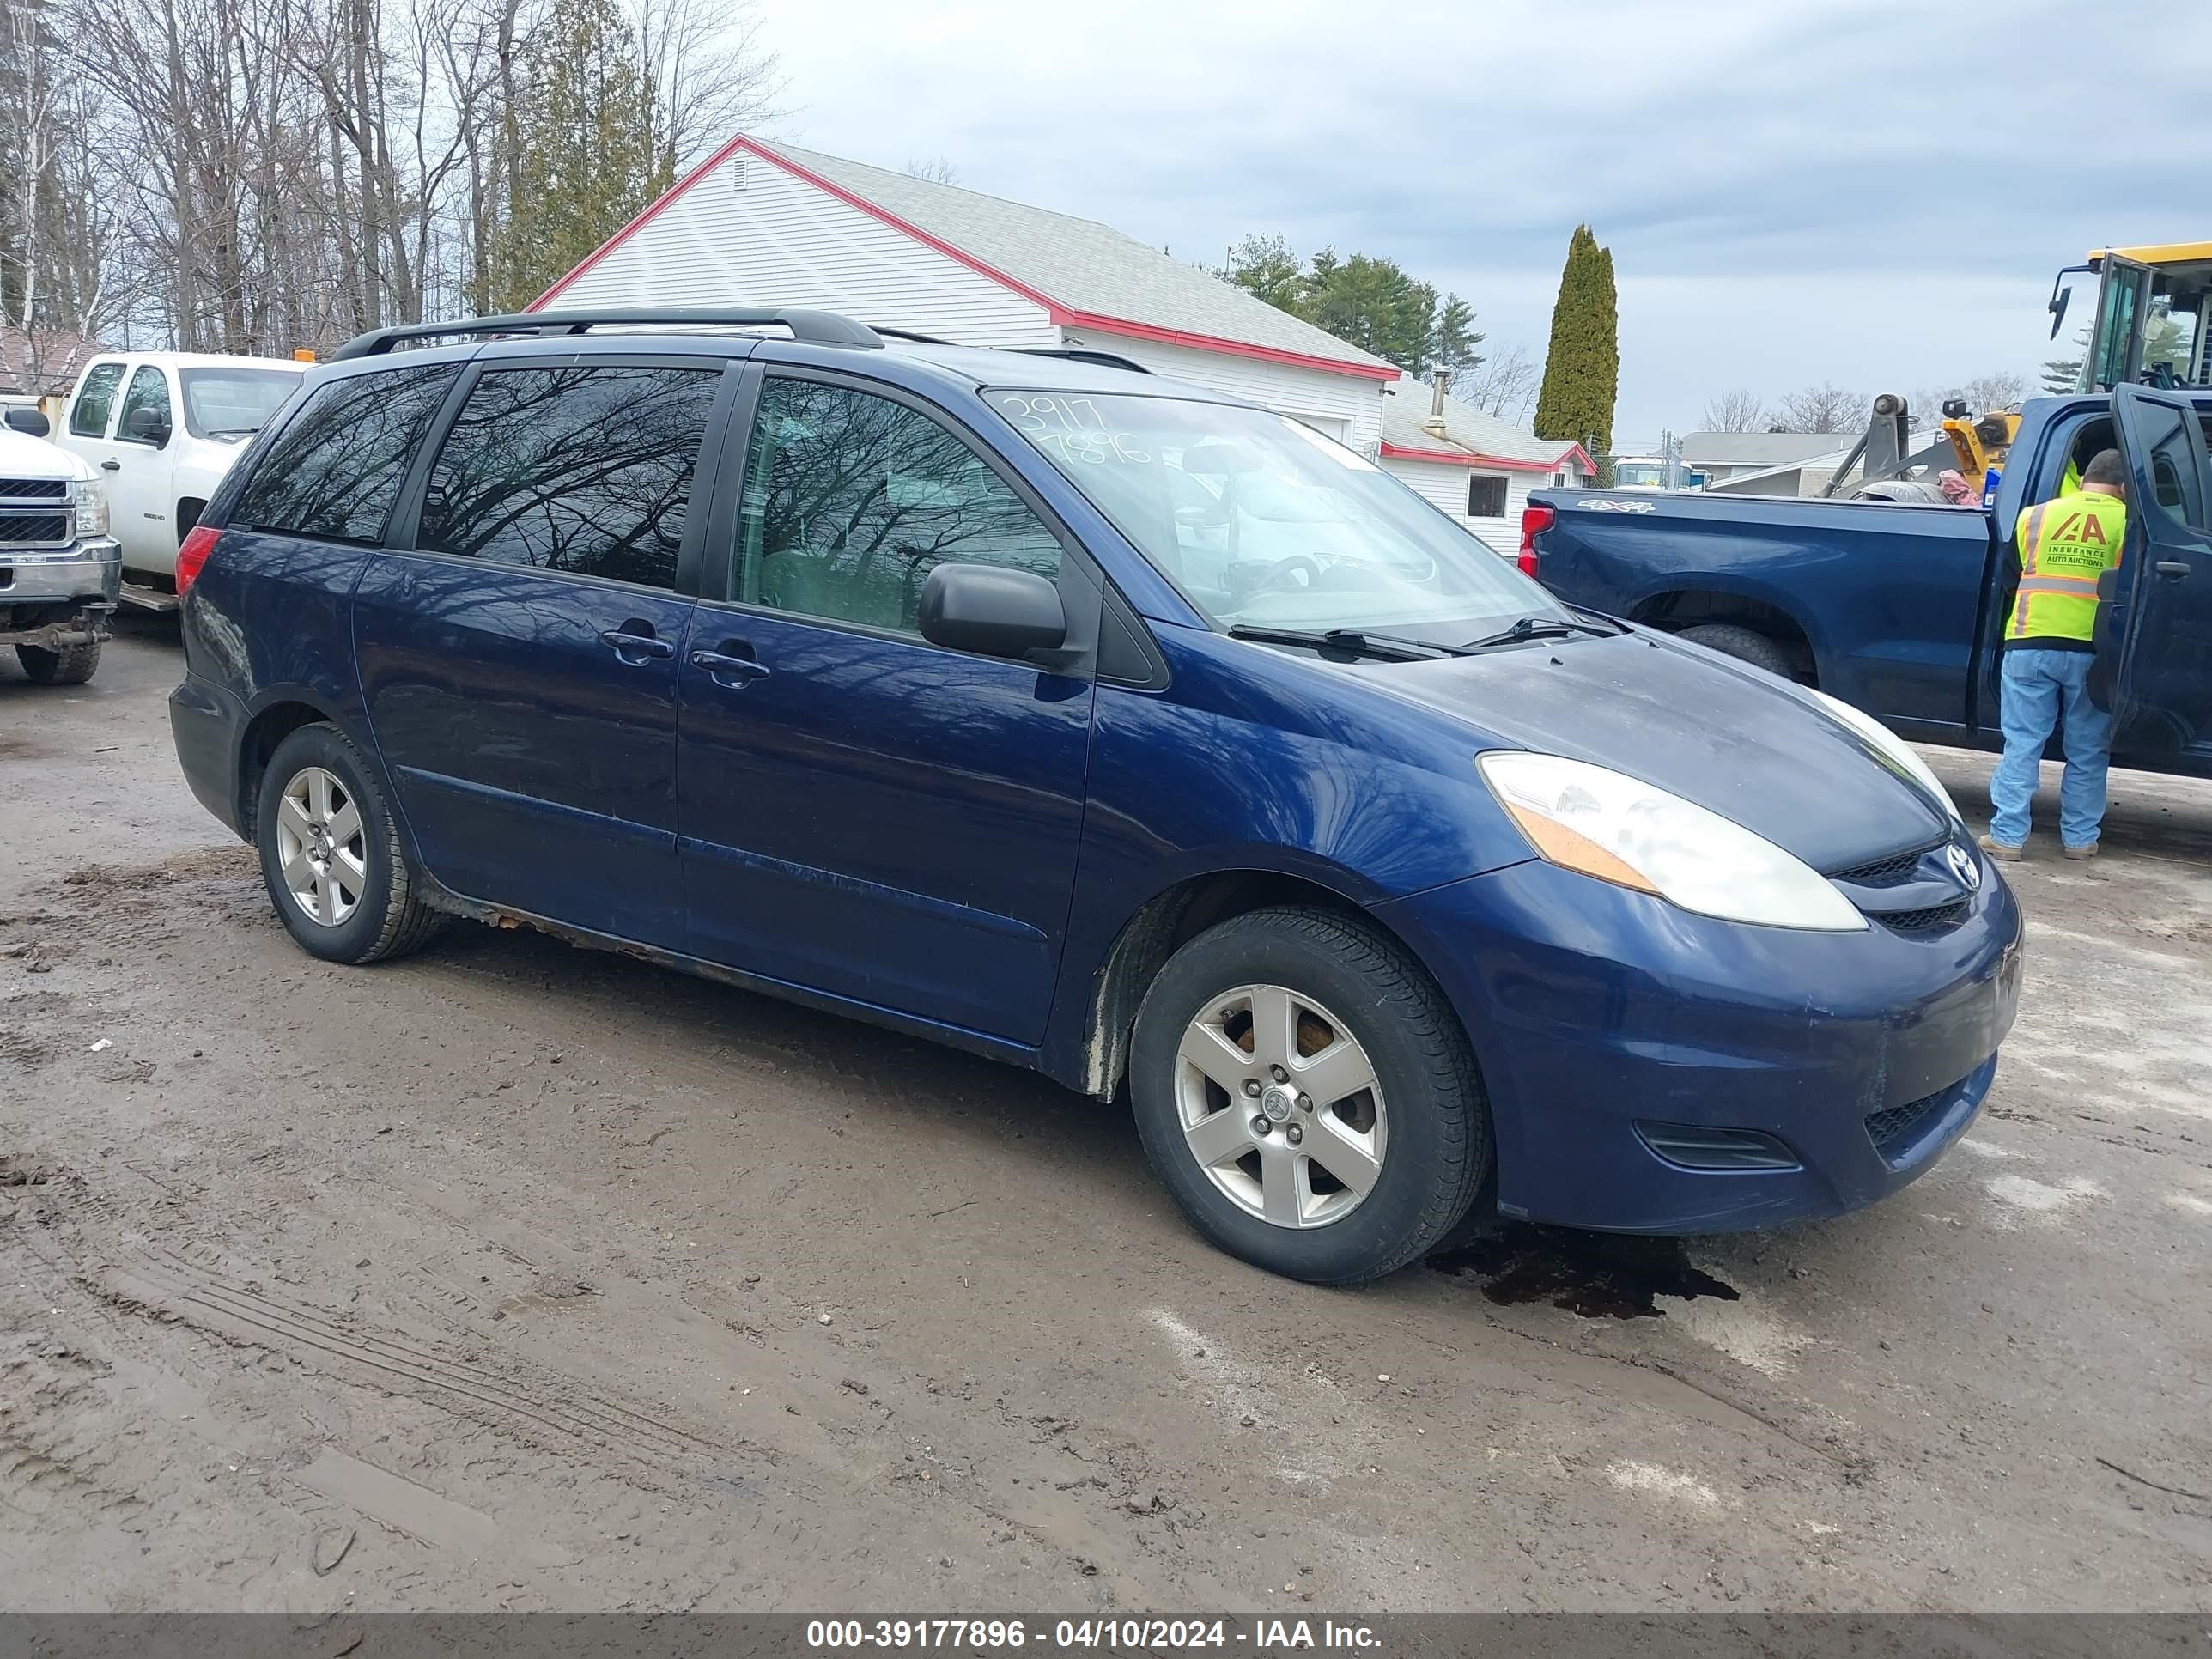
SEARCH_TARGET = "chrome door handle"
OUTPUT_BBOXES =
[690,647,770,687]
[598,628,674,661]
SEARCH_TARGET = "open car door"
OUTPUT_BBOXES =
[2108,386,2212,766]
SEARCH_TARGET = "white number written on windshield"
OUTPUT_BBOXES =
[996,395,1150,466]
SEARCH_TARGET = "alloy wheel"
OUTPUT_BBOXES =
[275,765,368,927]
[1173,984,1387,1229]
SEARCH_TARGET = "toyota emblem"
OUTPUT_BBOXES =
[1947,842,1981,890]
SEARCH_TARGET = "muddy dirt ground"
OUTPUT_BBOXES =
[3,621,2209,1613]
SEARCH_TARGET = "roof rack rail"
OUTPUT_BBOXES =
[870,325,952,345]
[330,307,884,362]
[1016,347,1152,374]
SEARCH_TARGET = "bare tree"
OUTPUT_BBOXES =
[1457,342,1540,424]
[1920,370,2031,416]
[1773,382,1866,434]
[1699,387,1766,432]
[630,0,779,178]
[904,157,958,185]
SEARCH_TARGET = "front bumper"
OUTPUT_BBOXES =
[1373,848,2023,1233]
[2,538,122,605]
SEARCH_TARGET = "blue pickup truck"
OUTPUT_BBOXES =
[1523,385,2212,779]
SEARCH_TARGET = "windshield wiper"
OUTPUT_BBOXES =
[1460,614,1617,651]
[1226,625,1470,663]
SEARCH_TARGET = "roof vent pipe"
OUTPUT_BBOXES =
[1422,371,1449,435]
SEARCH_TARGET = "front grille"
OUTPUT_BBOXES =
[1880,901,1970,934]
[1866,1087,1954,1163]
[0,478,66,500]
[1829,843,1938,886]
[0,512,69,547]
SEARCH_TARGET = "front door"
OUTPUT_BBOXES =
[2110,386,2212,765]
[107,362,178,568]
[675,369,1095,1044]
[354,358,730,946]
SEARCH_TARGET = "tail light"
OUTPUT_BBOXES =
[1517,503,1554,578]
[175,525,218,594]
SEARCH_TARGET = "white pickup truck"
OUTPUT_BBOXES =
[0,406,121,684]
[56,352,305,582]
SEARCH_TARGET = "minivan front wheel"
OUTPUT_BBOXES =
[1129,907,1490,1285]
[254,723,446,965]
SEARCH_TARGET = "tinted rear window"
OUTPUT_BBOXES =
[234,364,457,544]
[419,364,720,590]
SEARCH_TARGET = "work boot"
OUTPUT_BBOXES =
[1978,832,2024,862]
[2062,842,2098,861]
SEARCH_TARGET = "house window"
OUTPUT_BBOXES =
[1468,475,1508,518]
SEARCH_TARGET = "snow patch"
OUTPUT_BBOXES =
[1606,1461,1723,1509]
[1983,1173,2106,1227]
[1667,1296,1815,1378]
[1146,1307,1377,1492]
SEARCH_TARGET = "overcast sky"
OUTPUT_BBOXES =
[748,0,2211,447]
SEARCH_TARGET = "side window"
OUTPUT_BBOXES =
[421,364,719,591]
[69,362,126,436]
[737,377,1061,634]
[116,365,173,444]
[1468,475,1508,518]
[2137,401,2208,532]
[234,364,458,544]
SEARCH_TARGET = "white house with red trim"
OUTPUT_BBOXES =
[1380,379,1593,554]
[533,135,1580,532]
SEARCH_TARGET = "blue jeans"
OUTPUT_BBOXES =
[1988,647,2113,848]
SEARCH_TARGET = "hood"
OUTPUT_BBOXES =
[1357,629,1950,872]
[0,425,94,482]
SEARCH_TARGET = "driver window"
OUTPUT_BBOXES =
[116,365,172,444]
[2135,402,2208,532]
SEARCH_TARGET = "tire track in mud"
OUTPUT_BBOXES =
[82,1244,728,1473]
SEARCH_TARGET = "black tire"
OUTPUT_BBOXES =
[1679,622,1795,680]
[16,640,100,684]
[1127,906,1490,1286]
[254,722,447,965]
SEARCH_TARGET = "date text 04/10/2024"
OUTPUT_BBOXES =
[803,1620,1382,1650]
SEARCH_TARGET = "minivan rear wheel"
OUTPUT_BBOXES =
[1128,907,1489,1285]
[254,722,447,965]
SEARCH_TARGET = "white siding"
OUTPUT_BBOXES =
[1382,456,1527,558]
[1057,331,1389,454]
[551,149,1058,347]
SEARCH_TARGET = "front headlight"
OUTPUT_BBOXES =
[1808,690,1960,826]
[69,478,108,538]
[1478,751,1868,932]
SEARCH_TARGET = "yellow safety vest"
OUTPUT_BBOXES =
[2007,491,2127,644]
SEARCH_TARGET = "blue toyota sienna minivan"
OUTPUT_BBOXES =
[168,308,2023,1285]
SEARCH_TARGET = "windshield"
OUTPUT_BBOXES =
[987,392,1565,635]
[180,366,304,440]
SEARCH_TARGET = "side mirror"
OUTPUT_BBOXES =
[2047,284,2071,341]
[4,405,50,437]
[918,562,1066,659]
[125,405,170,444]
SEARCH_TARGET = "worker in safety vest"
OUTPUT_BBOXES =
[1979,448,2130,861]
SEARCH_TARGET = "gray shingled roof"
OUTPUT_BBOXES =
[1379,379,1582,467]
[752,139,1398,376]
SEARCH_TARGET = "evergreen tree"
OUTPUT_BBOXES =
[1224,233,1302,310]
[1533,224,1620,465]
[490,0,671,314]
[1226,238,1481,380]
